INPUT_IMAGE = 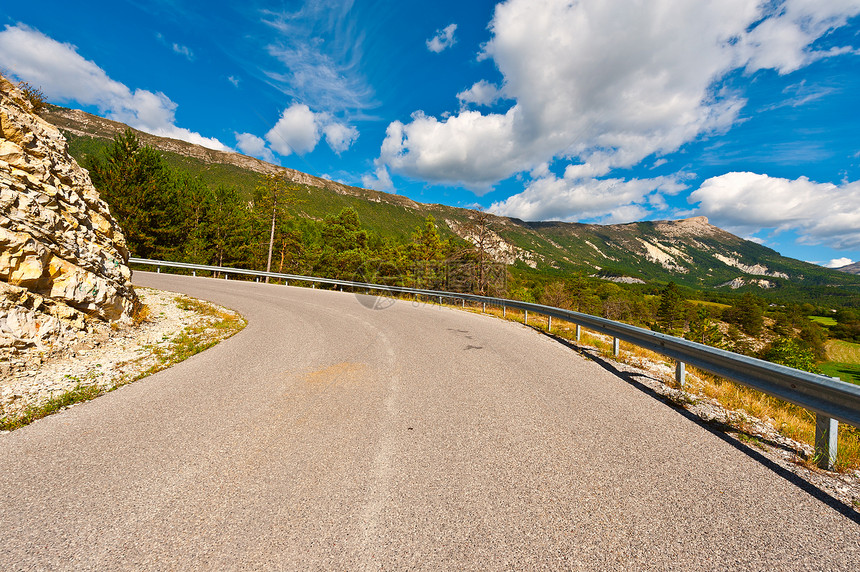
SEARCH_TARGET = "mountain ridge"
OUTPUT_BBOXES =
[41,105,860,295]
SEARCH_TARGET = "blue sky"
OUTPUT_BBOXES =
[2,0,860,268]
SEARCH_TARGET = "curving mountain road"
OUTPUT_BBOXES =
[1,271,858,570]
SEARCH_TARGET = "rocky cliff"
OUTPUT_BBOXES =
[0,76,139,355]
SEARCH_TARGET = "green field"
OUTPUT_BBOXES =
[692,300,731,310]
[808,315,837,326]
[821,340,860,385]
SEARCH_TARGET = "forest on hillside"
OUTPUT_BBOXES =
[84,130,859,374]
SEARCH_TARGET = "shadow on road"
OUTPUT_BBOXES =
[547,332,860,525]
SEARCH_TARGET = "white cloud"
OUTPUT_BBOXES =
[172,43,194,61]
[235,132,275,162]
[426,23,457,53]
[826,257,855,268]
[490,172,687,222]
[457,80,502,107]
[263,103,359,156]
[265,103,320,156]
[227,75,240,88]
[738,0,860,74]
[362,162,394,192]
[261,2,375,113]
[0,24,227,151]
[323,122,359,154]
[156,32,195,61]
[689,172,860,249]
[376,0,860,194]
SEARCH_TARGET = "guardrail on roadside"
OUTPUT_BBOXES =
[130,257,860,470]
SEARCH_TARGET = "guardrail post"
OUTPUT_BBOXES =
[439,296,443,305]
[192,270,196,277]
[524,310,528,324]
[224,274,228,280]
[548,316,552,332]
[157,266,161,273]
[575,324,581,341]
[815,414,838,470]
[613,337,620,356]
[503,305,506,318]
[675,361,686,388]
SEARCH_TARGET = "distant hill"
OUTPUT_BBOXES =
[836,262,860,275]
[42,105,860,299]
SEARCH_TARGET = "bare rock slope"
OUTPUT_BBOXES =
[0,76,139,356]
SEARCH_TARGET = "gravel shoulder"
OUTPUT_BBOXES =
[0,287,245,428]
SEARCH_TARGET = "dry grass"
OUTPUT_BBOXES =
[826,339,860,364]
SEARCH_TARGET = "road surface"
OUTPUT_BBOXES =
[1,271,858,570]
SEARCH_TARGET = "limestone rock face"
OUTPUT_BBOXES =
[0,75,139,353]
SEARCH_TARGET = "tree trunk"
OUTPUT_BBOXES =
[265,204,276,283]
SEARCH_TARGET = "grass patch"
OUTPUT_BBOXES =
[0,295,245,432]
[809,315,838,326]
[692,300,731,310]
[819,361,860,386]
[0,383,102,431]
[826,339,860,363]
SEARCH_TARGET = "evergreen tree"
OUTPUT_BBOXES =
[656,282,684,333]
[724,292,764,336]
[209,185,251,269]
[86,129,174,257]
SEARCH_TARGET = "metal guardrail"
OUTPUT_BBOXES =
[130,257,860,469]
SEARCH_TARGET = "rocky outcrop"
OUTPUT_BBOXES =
[0,75,139,354]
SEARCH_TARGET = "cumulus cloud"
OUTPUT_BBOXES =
[323,122,359,154]
[457,80,502,107]
[738,0,860,74]
[0,24,227,150]
[235,132,275,162]
[491,171,688,222]
[263,102,359,156]
[826,257,855,268]
[426,23,457,53]
[265,103,320,156]
[362,162,394,192]
[376,0,860,195]
[689,172,860,248]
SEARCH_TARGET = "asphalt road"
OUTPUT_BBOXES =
[1,271,858,570]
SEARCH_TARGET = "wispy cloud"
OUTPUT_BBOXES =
[427,23,457,53]
[156,32,195,61]
[171,42,194,60]
[258,0,375,114]
[227,75,240,88]
[761,80,836,112]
